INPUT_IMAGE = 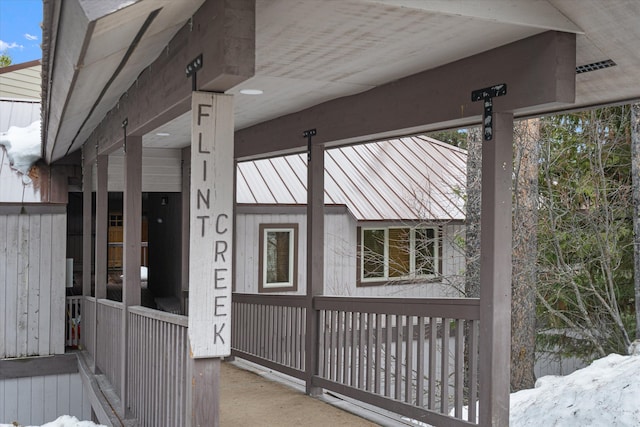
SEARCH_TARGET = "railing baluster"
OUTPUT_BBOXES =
[441,318,450,414]
[358,311,366,389]
[395,314,403,400]
[374,313,382,395]
[367,312,374,392]
[384,313,392,398]
[454,319,464,418]
[351,311,358,387]
[428,316,437,410]
[417,316,425,407]
[406,315,413,404]
[469,319,479,423]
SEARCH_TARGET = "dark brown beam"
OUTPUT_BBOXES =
[84,0,255,163]
[0,353,78,379]
[235,31,575,160]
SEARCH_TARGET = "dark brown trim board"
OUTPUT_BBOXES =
[0,353,78,379]
[258,223,299,293]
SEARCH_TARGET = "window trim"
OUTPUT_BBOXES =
[357,225,441,286]
[258,223,299,293]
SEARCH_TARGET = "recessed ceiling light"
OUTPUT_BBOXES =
[155,132,170,136]
[239,89,263,95]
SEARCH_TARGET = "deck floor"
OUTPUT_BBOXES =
[221,361,383,426]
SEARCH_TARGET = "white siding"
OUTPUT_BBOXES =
[330,223,465,298]
[0,373,91,425]
[91,147,182,192]
[323,211,357,295]
[235,211,307,296]
[235,209,465,299]
[0,64,41,100]
[0,212,66,358]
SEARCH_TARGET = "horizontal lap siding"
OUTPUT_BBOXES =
[0,212,66,358]
[93,148,182,192]
[0,373,91,425]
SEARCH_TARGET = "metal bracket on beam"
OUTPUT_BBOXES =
[304,129,317,161]
[186,54,203,91]
[471,84,507,141]
[122,118,129,153]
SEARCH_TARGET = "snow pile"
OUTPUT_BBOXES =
[0,415,105,427]
[510,353,640,426]
[0,120,41,181]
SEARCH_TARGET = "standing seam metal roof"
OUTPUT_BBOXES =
[236,135,467,221]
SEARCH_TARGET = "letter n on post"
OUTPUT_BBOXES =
[188,92,234,358]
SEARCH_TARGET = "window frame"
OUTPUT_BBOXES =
[358,225,441,286]
[258,223,299,293]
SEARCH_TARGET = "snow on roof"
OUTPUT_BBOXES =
[236,135,467,222]
[0,100,42,199]
[0,119,41,178]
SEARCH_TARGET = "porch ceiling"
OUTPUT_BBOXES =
[42,0,640,162]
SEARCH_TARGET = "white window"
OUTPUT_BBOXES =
[360,226,439,283]
[259,224,298,292]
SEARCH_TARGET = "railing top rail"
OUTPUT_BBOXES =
[233,293,307,308]
[129,305,188,327]
[314,296,480,320]
[96,298,124,310]
[84,296,96,303]
[66,295,83,301]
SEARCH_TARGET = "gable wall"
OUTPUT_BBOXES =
[235,208,465,298]
[0,207,66,358]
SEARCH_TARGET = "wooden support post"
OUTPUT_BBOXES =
[305,136,324,396]
[187,92,234,427]
[82,148,92,298]
[120,135,142,412]
[479,112,513,427]
[95,154,108,300]
[181,146,191,315]
[191,358,221,427]
[93,154,108,373]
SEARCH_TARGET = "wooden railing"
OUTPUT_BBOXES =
[80,292,479,426]
[231,295,480,426]
[82,297,96,359]
[128,306,189,427]
[232,293,307,380]
[314,297,479,426]
[96,299,123,396]
[65,296,82,348]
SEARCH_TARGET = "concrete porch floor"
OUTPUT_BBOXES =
[221,359,413,426]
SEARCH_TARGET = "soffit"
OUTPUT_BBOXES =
[43,0,640,158]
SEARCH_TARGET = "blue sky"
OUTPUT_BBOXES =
[0,0,43,64]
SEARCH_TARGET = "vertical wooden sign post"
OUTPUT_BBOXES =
[188,91,234,427]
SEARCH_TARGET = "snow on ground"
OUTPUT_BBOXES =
[0,415,105,427]
[510,351,640,426]
[435,349,640,426]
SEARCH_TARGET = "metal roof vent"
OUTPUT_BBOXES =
[576,59,616,74]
